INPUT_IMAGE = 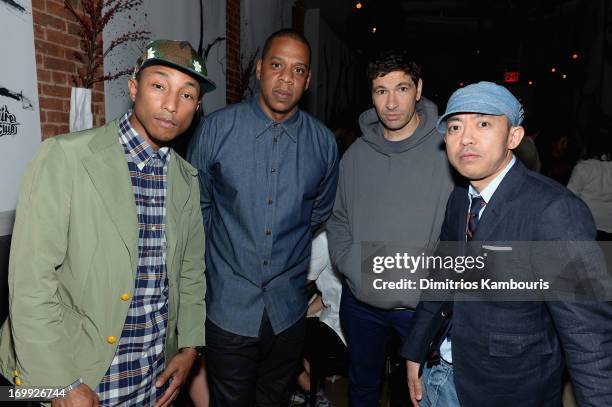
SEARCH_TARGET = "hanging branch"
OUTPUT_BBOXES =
[240,47,259,100]
[64,0,150,88]
[204,36,225,60]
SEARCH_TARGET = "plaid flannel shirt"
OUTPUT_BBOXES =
[96,113,171,406]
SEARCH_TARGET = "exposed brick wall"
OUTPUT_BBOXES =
[226,0,241,104]
[32,0,105,140]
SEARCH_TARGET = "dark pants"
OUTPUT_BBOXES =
[303,318,346,364]
[340,286,414,407]
[205,311,306,407]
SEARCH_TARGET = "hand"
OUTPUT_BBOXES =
[52,383,99,407]
[407,360,423,407]
[154,347,198,407]
[307,295,324,317]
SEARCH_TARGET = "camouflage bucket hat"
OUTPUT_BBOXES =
[133,39,216,94]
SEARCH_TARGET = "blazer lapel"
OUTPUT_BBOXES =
[472,160,527,242]
[82,121,139,274]
[453,188,470,241]
[165,157,193,272]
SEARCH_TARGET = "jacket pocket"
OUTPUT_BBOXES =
[59,301,103,381]
[489,331,553,357]
[59,302,84,337]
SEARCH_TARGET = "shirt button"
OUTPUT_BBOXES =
[267,198,273,204]
[263,260,268,266]
[152,226,156,231]
[151,198,156,203]
[107,335,117,344]
[271,168,276,173]
[265,229,271,236]
[121,293,130,301]
[273,137,278,143]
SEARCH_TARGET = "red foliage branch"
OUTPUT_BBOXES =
[64,0,150,88]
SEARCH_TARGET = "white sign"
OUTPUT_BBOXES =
[0,0,41,235]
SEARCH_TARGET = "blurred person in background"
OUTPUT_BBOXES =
[568,129,612,240]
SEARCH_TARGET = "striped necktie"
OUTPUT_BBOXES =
[467,196,486,240]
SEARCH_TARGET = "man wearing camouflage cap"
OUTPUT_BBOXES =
[403,81,612,406]
[0,39,214,406]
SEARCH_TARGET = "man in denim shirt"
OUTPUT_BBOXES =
[187,28,339,406]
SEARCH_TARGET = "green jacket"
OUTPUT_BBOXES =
[0,120,206,389]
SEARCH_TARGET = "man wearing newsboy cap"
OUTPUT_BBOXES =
[403,82,612,407]
[0,39,214,406]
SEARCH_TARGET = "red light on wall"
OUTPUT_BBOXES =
[504,71,520,83]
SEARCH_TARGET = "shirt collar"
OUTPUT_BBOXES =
[249,95,301,143]
[118,112,170,170]
[468,155,516,203]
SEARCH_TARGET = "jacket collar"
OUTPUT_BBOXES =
[83,121,139,273]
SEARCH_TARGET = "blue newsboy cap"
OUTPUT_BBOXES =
[436,81,524,133]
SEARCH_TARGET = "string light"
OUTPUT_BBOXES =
[356,1,363,9]
[371,26,377,33]
[562,74,567,79]
[571,53,578,60]
[528,80,534,86]
[551,67,557,73]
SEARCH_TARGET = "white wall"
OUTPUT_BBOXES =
[104,0,227,120]
[240,0,293,98]
[304,8,360,123]
[303,9,320,118]
[0,0,41,235]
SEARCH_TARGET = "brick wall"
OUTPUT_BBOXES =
[32,0,105,140]
[226,0,241,104]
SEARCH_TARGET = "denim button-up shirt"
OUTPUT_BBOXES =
[188,96,339,336]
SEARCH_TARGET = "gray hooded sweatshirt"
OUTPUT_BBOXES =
[327,97,454,309]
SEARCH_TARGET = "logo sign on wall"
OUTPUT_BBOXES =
[0,0,41,235]
[0,105,21,137]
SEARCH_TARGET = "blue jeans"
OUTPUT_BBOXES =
[420,359,461,407]
[340,286,414,407]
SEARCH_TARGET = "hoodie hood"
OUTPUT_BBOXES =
[359,96,440,155]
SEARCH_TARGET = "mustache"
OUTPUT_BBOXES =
[154,114,176,125]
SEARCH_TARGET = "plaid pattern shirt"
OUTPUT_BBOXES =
[97,113,171,406]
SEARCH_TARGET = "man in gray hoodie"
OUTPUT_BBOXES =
[327,50,454,406]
